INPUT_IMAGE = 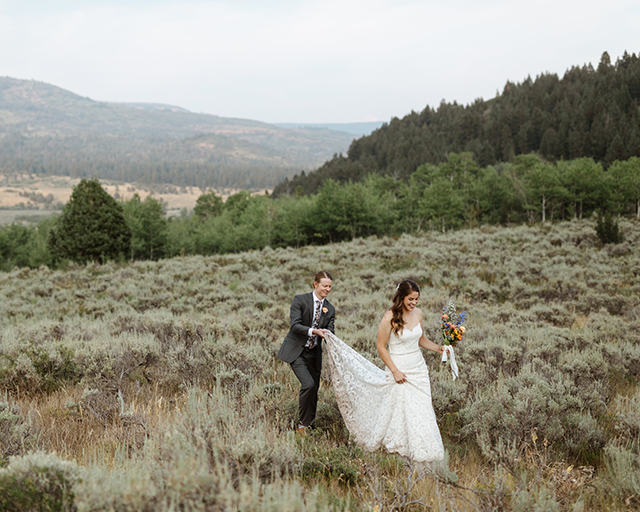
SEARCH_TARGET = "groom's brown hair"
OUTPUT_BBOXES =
[314,270,333,283]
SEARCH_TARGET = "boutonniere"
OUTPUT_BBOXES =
[322,307,328,314]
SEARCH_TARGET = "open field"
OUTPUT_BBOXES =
[0,218,639,510]
[0,175,270,222]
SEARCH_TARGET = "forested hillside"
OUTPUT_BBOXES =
[0,77,355,189]
[274,51,640,196]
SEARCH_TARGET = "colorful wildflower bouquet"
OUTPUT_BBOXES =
[440,298,467,348]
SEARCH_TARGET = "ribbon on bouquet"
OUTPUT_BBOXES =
[441,346,459,380]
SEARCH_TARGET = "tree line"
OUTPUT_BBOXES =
[274,51,640,197]
[0,133,296,191]
[0,152,638,271]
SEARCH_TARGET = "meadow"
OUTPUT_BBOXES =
[0,218,639,511]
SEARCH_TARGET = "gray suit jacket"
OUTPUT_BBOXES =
[277,292,335,369]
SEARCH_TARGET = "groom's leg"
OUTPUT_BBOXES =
[290,350,320,427]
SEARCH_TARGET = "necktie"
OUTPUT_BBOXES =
[305,300,322,349]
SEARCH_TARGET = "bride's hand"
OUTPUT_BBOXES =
[392,370,407,384]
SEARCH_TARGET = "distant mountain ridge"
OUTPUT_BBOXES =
[0,76,356,189]
[273,51,640,197]
[113,102,191,113]
[275,121,384,137]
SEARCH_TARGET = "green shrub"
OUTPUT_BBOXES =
[512,487,561,512]
[595,211,624,245]
[0,451,79,512]
[614,389,640,438]
[299,440,363,486]
[26,345,81,393]
[602,440,640,503]
[176,387,302,482]
[458,362,610,465]
[474,468,512,512]
[0,402,37,463]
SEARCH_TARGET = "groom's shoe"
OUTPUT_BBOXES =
[296,424,307,435]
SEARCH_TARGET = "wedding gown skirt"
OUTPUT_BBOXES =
[324,326,444,462]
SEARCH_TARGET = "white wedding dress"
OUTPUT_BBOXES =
[324,326,445,462]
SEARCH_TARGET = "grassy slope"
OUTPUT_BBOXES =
[0,219,639,510]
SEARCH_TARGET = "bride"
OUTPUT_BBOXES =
[324,280,447,463]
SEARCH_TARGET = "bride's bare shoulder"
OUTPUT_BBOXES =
[378,310,393,334]
[380,309,393,323]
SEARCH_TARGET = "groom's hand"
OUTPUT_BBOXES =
[313,329,331,338]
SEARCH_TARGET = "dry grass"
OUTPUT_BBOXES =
[9,382,184,466]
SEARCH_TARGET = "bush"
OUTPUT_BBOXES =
[614,388,640,438]
[458,361,609,465]
[0,402,36,463]
[0,451,79,512]
[595,211,624,245]
[603,440,640,504]
[299,441,363,486]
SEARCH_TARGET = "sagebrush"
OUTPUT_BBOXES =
[0,218,639,510]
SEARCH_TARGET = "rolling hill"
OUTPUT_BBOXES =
[0,77,356,189]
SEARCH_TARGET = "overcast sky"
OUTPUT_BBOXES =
[0,0,638,123]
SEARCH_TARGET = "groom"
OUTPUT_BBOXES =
[277,270,335,433]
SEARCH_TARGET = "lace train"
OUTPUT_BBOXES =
[324,329,444,462]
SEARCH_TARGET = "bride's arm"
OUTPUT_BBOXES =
[416,309,446,354]
[377,311,407,383]
[419,336,445,354]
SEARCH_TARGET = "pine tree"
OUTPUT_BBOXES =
[48,178,131,263]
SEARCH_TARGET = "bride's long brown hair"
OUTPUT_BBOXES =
[390,280,420,335]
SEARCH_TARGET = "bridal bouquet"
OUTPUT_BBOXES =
[439,298,466,380]
[440,298,466,347]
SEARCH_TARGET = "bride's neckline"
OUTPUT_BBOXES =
[403,323,421,332]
